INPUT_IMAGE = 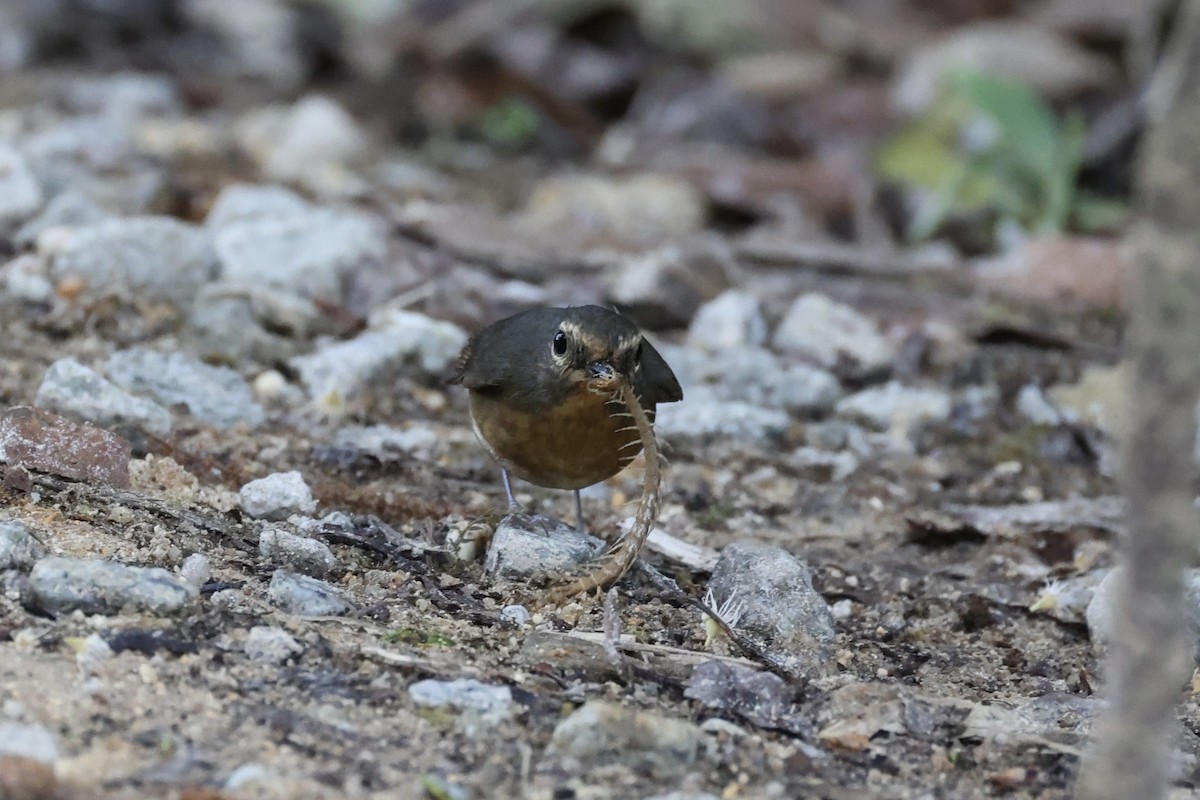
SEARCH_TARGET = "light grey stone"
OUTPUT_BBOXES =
[549,700,699,779]
[667,345,842,416]
[205,182,311,230]
[267,570,352,616]
[500,604,531,626]
[1016,383,1065,426]
[0,722,57,763]
[239,472,317,521]
[707,541,836,677]
[214,208,383,303]
[0,519,45,570]
[259,528,336,577]
[36,358,173,437]
[28,556,198,616]
[244,625,303,664]
[485,515,602,581]
[2,254,54,303]
[408,678,514,722]
[0,143,43,226]
[836,381,952,430]
[290,310,467,403]
[259,95,369,183]
[686,289,766,351]
[47,216,217,306]
[654,386,789,442]
[14,190,111,248]
[773,293,893,373]
[106,347,264,429]
[179,553,212,588]
[330,424,439,460]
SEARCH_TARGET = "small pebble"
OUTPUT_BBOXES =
[686,289,766,351]
[549,700,699,780]
[773,293,893,373]
[239,471,317,521]
[28,555,198,616]
[0,519,45,571]
[500,604,531,627]
[259,528,336,577]
[485,515,601,581]
[267,570,353,616]
[179,553,212,587]
[244,625,303,664]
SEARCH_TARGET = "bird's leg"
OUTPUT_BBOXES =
[574,489,586,533]
[501,468,521,512]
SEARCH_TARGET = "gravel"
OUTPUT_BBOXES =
[106,347,264,429]
[267,570,353,616]
[239,472,318,521]
[35,358,174,437]
[654,386,790,441]
[27,556,199,616]
[408,678,515,725]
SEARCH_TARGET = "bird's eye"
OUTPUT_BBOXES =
[552,330,568,356]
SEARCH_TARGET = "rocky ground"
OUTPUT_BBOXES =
[0,1,1189,799]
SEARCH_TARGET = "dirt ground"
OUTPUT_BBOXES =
[0,1,1189,799]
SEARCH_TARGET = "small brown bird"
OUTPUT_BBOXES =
[452,305,682,529]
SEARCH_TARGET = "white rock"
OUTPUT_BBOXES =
[239,471,317,520]
[773,293,893,373]
[836,381,952,430]
[179,553,212,587]
[686,289,766,351]
[0,143,42,226]
[244,625,303,664]
[36,358,173,437]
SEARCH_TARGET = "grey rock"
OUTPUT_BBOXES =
[0,721,57,763]
[0,519,45,570]
[836,381,952,430]
[214,208,384,303]
[408,678,514,723]
[485,515,602,581]
[685,659,807,733]
[1016,383,1065,426]
[330,424,439,461]
[290,309,467,403]
[267,570,352,616]
[106,347,264,429]
[654,386,789,442]
[66,71,179,119]
[0,143,43,227]
[259,95,369,183]
[179,553,212,588]
[14,190,110,248]
[28,555,198,616]
[773,293,893,373]
[500,604,531,626]
[47,217,217,306]
[805,420,875,457]
[244,625,303,664]
[2,254,54,303]
[686,289,766,351]
[190,283,323,364]
[790,446,859,481]
[239,472,317,521]
[549,700,699,779]
[259,528,336,577]
[708,542,836,677]
[205,183,311,230]
[0,515,45,573]
[36,358,173,437]
[604,240,733,329]
[667,345,841,416]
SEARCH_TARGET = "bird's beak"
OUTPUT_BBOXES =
[586,360,619,384]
